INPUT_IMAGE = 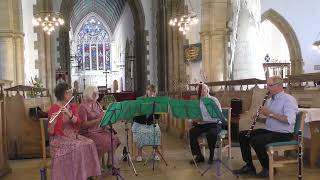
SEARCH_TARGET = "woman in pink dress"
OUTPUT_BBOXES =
[79,86,121,168]
[48,83,101,180]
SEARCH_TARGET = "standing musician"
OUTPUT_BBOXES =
[233,76,298,178]
[48,83,101,180]
[79,86,121,169]
[189,83,222,164]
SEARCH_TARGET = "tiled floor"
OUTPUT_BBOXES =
[2,124,320,180]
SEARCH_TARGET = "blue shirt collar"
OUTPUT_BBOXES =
[272,91,285,100]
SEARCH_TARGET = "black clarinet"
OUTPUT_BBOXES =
[298,129,303,180]
[245,92,270,137]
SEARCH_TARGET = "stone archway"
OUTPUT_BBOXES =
[58,0,146,95]
[261,9,303,75]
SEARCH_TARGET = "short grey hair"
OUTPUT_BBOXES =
[270,76,284,87]
[83,86,99,101]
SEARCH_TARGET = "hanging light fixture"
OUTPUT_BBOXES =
[33,11,65,35]
[169,14,199,35]
[168,0,199,35]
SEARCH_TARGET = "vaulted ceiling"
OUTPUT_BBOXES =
[61,0,127,34]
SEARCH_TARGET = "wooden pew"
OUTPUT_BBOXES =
[4,85,51,159]
[0,80,12,177]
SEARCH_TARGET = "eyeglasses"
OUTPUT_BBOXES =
[267,82,281,87]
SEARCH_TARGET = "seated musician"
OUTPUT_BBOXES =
[132,84,161,162]
[189,83,222,164]
[79,86,121,168]
[48,83,101,180]
[233,76,298,178]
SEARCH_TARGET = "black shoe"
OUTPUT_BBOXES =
[233,164,256,175]
[190,156,205,164]
[256,168,269,178]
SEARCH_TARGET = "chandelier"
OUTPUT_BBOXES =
[32,11,65,35]
[169,14,199,35]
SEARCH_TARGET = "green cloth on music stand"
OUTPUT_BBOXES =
[202,97,227,123]
[136,96,170,115]
[169,99,202,119]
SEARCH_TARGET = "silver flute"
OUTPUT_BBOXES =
[49,96,74,124]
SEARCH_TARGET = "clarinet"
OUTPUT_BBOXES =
[298,129,303,180]
[245,92,270,137]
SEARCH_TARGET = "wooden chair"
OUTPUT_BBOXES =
[266,111,306,180]
[199,107,232,159]
[39,118,50,169]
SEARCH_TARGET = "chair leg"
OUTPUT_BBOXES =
[268,149,274,180]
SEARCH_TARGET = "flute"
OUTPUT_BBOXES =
[245,92,270,137]
[49,96,74,124]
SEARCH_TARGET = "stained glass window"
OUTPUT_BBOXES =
[75,15,111,71]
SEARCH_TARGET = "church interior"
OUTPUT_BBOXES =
[1,0,320,179]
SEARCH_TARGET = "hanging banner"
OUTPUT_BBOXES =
[184,43,202,63]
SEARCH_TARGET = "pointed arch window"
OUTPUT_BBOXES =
[76,15,111,71]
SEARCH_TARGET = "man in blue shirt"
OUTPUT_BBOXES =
[233,76,298,178]
[189,83,222,165]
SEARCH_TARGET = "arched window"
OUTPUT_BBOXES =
[76,15,111,71]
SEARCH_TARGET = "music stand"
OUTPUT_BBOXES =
[169,98,203,171]
[199,97,238,178]
[102,100,140,176]
[120,121,138,176]
[136,96,169,171]
[100,103,125,180]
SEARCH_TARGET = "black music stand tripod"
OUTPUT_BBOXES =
[143,101,168,171]
[120,121,138,176]
[199,104,238,179]
[103,108,125,180]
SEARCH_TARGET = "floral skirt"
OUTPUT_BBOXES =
[50,129,101,180]
[132,122,161,148]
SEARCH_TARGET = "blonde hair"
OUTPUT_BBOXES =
[147,84,157,93]
[83,86,99,101]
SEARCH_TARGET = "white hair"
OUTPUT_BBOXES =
[83,86,99,101]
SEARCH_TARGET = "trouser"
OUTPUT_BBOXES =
[189,123,217,159]
[239,129,293,169]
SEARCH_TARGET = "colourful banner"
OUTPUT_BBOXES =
[184,43,202,63]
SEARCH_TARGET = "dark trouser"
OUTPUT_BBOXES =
[189,123,217,159]
[239,129,293,169]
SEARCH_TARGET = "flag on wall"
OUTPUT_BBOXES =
[184,43,202,63]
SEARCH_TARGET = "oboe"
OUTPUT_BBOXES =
[49,96,74,124]
[245,92,270,137]
[298,129,303,180]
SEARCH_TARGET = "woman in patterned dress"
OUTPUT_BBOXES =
[48,83,101,180]
[132,84,161,162]
[79,86,121,168]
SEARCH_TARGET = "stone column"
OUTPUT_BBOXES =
[0,0,25,85]
[200,0,229,83]
[232,0,264,80]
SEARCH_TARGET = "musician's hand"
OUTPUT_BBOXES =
[259,106,271,117]
[61,107,72,118]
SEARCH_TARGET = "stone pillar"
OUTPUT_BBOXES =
[34,0,57,95]
[0,0,25,85]
[232,0,264,80]
[200,0,229,83]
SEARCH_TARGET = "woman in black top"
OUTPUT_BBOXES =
[131,84,162,162]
